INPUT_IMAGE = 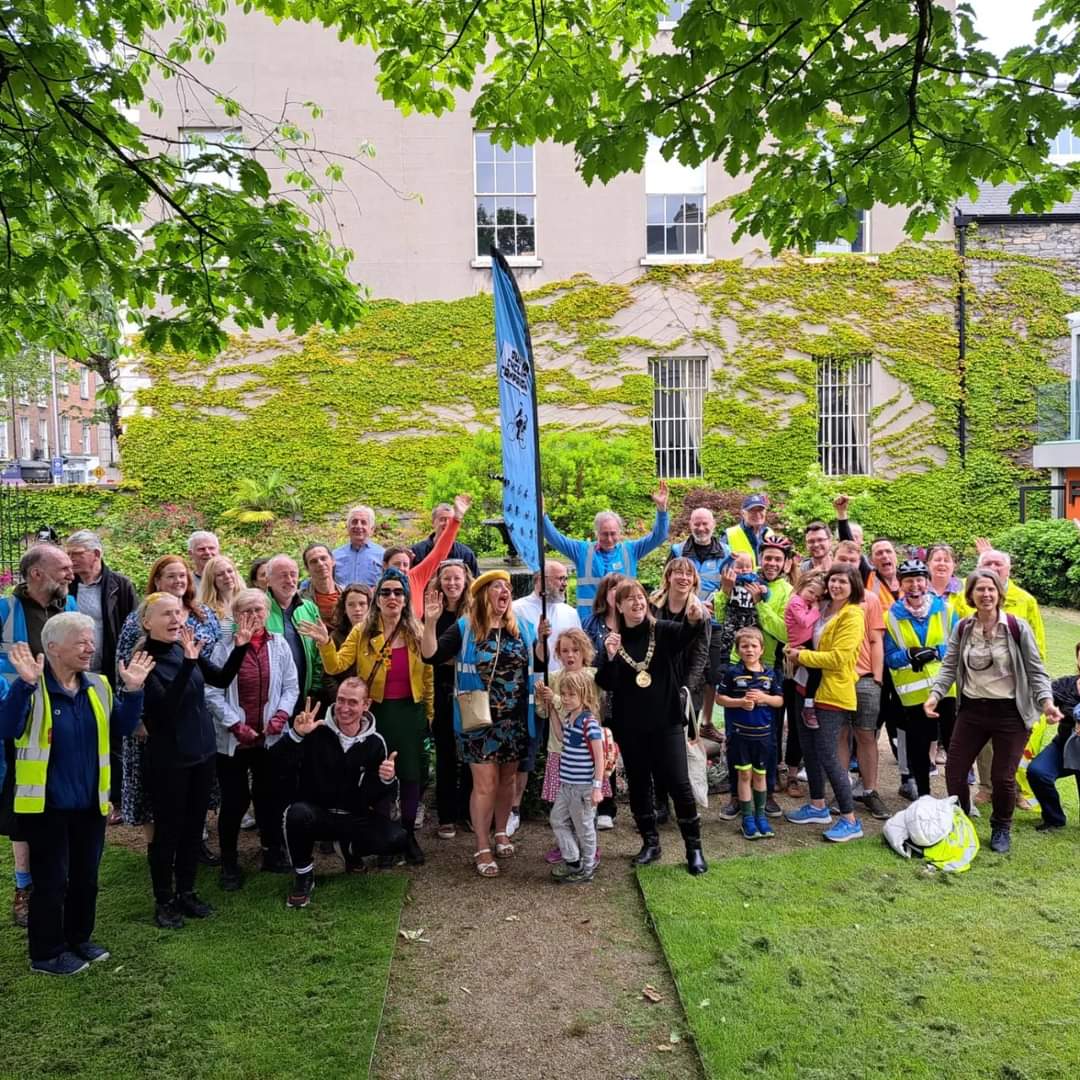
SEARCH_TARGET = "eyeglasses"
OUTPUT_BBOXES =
[379,588,406,598]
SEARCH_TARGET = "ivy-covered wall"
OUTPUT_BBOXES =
[92,241,1070,549]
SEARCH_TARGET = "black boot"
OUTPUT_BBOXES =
[632,815,662,865]
[404,828,426,866]
[678,816,708,876]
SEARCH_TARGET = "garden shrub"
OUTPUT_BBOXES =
[990,518,1080,607]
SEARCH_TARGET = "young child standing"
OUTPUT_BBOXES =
[548,669,606,883]
[716,627,784,840]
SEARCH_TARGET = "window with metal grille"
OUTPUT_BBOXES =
[650,356,708,478]
[816,354,871,476]
[474,133,536,258]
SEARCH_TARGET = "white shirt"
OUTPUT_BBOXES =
[512,593,582,673]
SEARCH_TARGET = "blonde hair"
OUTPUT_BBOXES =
[135,592,181,653]
[467,578,521,640]
[196,555,239,620]
[734,626,764,648]
[554,628,595,666]
[558,668,600,714]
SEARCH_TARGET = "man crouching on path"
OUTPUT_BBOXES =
[276,678,407,908]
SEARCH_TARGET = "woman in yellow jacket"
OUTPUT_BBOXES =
[783,566,866,842]
[298,567,433,865]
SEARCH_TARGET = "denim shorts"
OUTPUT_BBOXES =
[853,675,881,731]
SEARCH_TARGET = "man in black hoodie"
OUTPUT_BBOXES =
[276,678,408,908]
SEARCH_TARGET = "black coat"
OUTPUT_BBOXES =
[272,719,395,815]
[409,534,479,577]
[71,563,138,681]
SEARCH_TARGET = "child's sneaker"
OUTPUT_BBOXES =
[561,864,595,884]
[544,846,563,864]
[802,707,819,730]
[741,815,759,840]
[755,814,775,838]
[823,817,864,843]
[785,803,832,825]
[551,860,581,881]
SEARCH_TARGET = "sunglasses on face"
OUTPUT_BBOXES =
[379,587,406,598]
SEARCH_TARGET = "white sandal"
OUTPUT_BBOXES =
[473,849,499,877]
[494,832,515,858]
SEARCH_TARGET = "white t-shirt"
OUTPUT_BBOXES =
[512,594,581,673]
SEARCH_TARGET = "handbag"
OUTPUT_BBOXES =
[681,684,708,808]
[456,629,502,732]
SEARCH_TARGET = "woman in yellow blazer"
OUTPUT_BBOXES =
[298,567,433,865]
[783,566,866,842]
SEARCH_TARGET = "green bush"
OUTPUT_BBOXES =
[990,518,1080,607]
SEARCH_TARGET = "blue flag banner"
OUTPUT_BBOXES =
[491,247,543,573]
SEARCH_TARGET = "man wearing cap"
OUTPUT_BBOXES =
[724,494,774,570]
[543,482,670,621]
[884,559,957,799]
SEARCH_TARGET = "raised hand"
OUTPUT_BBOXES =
[293,697,322,737]
[974,537,991,555]
[651,479,669,511]
[297,618,330,645]
[379,750,398,782]
[233,610,260,647]
[9,643,43,686]
[119,650,155,692]
[453,492,473,520]
[832,493,850,517]
[720,566,736,596]
[604,632,621,659]
[686,595,705,623]
[178,625,202,660]
[424,588,444,622]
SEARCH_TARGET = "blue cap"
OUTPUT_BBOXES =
[742,494,767,510]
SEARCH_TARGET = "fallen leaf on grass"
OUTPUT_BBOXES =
[656,1045,673,1053]
[641,984,663,1003]
[505,914,520,922]
[669,1032,681,1044]
[399,928,429,942]
[698,999,710,1008]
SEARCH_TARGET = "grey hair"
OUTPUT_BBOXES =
[187,530,219,553]
[66,529,103,553]
[41,611,95,655]
[593,510,623,533]
[267,554,298,575]
[431,503,453,521]
[232,587,269,613]
[346,505,375,527]
[19,543,63,578]
[978,548,1012,570]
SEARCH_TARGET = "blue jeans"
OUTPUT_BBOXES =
[1027,741,1080,827]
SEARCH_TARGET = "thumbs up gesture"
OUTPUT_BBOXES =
[379,750,398,782]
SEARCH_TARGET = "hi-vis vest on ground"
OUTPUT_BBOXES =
[14,673,113,814]
[922,807,979,873]
[886,607,951,707]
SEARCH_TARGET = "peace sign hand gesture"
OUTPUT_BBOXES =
[119,650,155,692]
[292,697,323,737]
[9,643,43,687]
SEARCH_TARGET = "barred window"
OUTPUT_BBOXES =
[650,356,708,478]
[817,355,871,476]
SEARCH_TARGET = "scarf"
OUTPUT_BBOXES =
[902,593,932,620]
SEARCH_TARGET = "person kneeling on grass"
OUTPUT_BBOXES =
[0,620,153,976]
[715,628,784,841]
[276,679,407,909]
[548,670,606,884]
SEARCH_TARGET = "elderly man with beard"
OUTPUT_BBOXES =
[885,560,958,799]
[0,544,78,929]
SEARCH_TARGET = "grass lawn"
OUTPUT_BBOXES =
[0,843,406,1080]
[1041,606,1080,676]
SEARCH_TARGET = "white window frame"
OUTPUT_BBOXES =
[642,135,708,265]
[38,417,49,457]
[815,208,870,254]
[60,418,70,455]
[649,355,708,479]
[817,354,872,476]
[79,368,91,399]
[659,1,689,29]
[180,126,244,190]
[82,422,93,454]
[1049,127,1080,163]
[18,416,30,456]
[471,132,542,268]
[0,422,8,460]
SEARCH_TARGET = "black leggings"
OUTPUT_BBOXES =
[800,707,854,814]
[782,678,803,769]
[432,691,471,825]
[622,723,696,825]
[903,697,957,797]
[147,759,215,903]
[216,748,281,861]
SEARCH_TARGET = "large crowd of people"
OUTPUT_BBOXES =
[0,487,1075,977]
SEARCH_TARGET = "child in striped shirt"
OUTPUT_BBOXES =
[549,669,605,884]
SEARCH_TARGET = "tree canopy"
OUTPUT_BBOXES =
[3,0,1080,374]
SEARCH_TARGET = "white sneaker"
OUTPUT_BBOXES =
[596,814,614,831]
[850,779,866,799]
[506,810,521,837]
[240,812,257,831]
[414,804,425,828]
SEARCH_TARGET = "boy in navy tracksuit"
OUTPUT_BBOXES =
[716,627,783,840]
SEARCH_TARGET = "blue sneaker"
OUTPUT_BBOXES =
[72,941,110,964]
[741,815,759,840]
[30,951,89,977]
[823,817,864,843]
[756,814,775,838]
[785,803,832,825]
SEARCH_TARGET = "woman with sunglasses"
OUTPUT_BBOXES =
[925,568,1061,854]
[297,567,433,865]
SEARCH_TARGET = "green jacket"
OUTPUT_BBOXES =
[266,594,322,697]
[712,577,792,670]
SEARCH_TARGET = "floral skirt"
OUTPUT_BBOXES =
[458,705,529,766]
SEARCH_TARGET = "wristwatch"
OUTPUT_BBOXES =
[592,779,603,789]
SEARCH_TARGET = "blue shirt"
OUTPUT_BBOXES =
[332,541,385,589]
[0,670,143,811]
[558,709,603,784]
[720,663,781,738]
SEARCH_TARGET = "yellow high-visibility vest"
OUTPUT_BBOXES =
[886,607,950,707]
